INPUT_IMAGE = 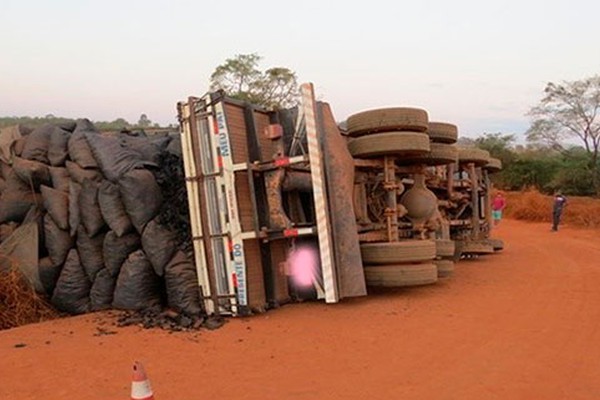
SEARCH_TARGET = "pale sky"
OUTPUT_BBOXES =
[1,0,599,139]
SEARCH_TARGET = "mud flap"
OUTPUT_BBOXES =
[317,103,367,298]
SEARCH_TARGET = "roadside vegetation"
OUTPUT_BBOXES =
[502,189,600,229]
[0,114,174,132]
[475,75,600,197]
[2,59,598,197]
[209,53,299,109]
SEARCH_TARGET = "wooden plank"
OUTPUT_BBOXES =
[224,103,249,164]
[269,240,291,305]
[243,239,267,312]
[235,171,255,233]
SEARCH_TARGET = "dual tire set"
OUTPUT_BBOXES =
[361,240,438,287]
[347,108,458,166]
[434,239,455,278]
[346,108,461,287]
[455,147,503,256]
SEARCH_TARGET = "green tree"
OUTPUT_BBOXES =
[456,137,475,146]
[0,116,76,129]
[526,75,600,192]
[475,133,517,166]
[93,118,132,131]
[210,53,262,102]
[474,133,518,190]
[257,67,299,109]
[0,115,140,132]
[501,147,561,192]
[551,147,597,196]
[138,113,152,128]
[210,53,299,109]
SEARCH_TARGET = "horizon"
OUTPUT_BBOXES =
[2,0,599,140]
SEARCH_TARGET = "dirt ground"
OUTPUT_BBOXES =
[2,218,600,400]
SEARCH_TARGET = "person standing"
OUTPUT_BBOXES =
[551,192,567,231]
[491,192,506,226]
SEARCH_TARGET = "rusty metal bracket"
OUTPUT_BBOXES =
[353,158,384,169]
[256,155,310,172]
[383,156,399,242]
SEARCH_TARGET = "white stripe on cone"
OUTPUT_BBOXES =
[131,380,153,400]
[131,361,154,400]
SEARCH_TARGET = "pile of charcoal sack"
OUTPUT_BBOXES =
[0,119,202,321]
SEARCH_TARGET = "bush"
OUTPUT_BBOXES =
[504,189,600,228]
[499,157,561,193]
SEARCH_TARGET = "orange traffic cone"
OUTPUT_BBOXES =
[131,361,154,400]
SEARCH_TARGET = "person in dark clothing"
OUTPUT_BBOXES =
[551,192,567,231]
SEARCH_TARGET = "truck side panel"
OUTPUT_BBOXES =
[224,103,250,165]
[223,102,268,312]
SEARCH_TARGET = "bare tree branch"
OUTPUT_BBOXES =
[527,76,600,191]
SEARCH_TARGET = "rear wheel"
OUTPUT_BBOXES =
[485,157,502,173]
[459,240,494,255]
[348,132,430,158]
[397,143,457,166]
[347,107,429,137]
[428,122,458,144]
[435,239,455,257]
[458,147,490,166]
[434,259,454,278]
[489,238,504,251]
[364,263,438,287]
[361,240,436,264]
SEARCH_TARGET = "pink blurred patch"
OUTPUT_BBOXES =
[288,246,318,287]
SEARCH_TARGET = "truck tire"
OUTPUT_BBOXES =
[459,240,494,255]
[347,107,429,137]
[364,263,438,287]
[348,132,430,159]
[434,259,454,278]
[397,143,458,166]
[428,122,458,144]
[361,240,436,264]
[458,147,490,166]
[435,239,455,257]
[489,238,504,251]
[485,157,502,173]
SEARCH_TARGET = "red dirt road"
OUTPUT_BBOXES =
[2,219,600,400]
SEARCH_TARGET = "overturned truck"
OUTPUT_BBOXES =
[178,83,504,316]
[0,82,503,321]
